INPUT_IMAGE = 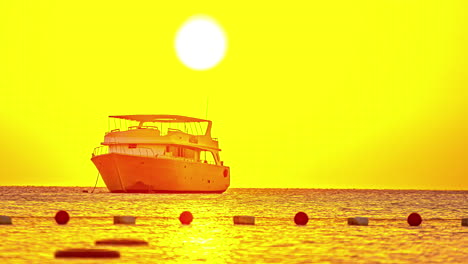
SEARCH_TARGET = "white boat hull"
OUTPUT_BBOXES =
[91,153,230,193]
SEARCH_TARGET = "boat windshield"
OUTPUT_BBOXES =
[107,117,209,136]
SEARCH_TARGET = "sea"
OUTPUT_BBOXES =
[0,187,466,263]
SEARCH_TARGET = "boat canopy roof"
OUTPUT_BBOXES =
[109,115,210,123]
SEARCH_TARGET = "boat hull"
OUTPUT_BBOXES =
[91,153,230,193]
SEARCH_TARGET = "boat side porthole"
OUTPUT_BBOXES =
[223,169,228,177]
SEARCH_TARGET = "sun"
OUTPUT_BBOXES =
[175,15,227,71]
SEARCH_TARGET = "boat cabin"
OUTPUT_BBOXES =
[93,115,223,165]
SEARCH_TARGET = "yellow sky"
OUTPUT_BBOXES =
[0,1,467,189]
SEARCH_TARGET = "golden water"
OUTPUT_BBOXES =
[0,187,466,263]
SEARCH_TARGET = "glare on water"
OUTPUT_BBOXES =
[0,187,466,263]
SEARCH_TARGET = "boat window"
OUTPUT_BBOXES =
[178,147,183,157]
[165,146,196,160]
[200,150,216,165]
[183,148,196,159]
[165,146,177,157]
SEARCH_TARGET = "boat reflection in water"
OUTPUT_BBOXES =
[91,115,230,193]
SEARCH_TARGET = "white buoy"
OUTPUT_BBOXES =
[0,216,12,225]
[348,217,369,226]
[462,218,468,226]
[113,216,136,224]
[233,216,255,225]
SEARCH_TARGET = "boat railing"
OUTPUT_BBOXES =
[128,125,159,130]
[92,145,156,158]
[92,146,219,165]
[201,160,217,165]
[157,155,218,165]
[92,146,109,157]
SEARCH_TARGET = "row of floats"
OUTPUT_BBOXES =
[1,211,467,227]
[1,211,467,259]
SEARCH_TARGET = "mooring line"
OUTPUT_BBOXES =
[91,171,100,193]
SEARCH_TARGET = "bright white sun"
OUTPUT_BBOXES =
[175,15,227,71]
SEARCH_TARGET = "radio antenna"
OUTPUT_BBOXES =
[205,96,209,119]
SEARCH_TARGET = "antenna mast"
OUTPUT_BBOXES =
[205,96,209,119]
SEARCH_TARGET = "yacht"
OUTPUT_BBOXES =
[91,115,230,193]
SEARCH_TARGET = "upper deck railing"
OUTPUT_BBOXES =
[92,145,156,158]
[106,118,210,137]
[91,145,218,165]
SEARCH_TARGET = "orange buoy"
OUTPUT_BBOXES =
[294,212,309,225]
[407,212,422,226]
[55,210,70,225]
[179,211,193,225]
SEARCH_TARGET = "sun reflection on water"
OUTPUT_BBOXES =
[0,188,466,263]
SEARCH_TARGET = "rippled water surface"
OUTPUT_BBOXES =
[0,187,467,263]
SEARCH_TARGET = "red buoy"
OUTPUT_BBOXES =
[407,212,422,226]
[294,212,309,225]
[179,211,193,225]
[55,210,70,225]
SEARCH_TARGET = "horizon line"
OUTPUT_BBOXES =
[0,185,466,192]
